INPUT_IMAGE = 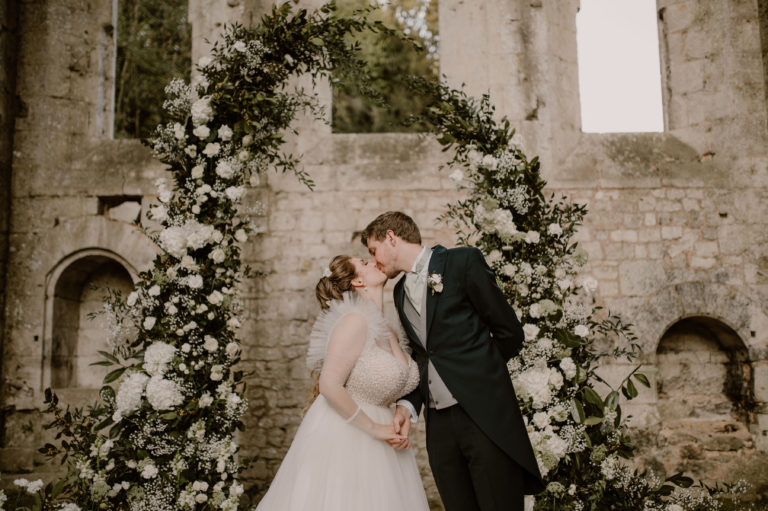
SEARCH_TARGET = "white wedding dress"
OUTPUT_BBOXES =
[255,293,429,510]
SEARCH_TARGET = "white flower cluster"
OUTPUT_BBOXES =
[159,219,221,259]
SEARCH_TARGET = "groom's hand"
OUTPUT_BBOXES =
[387,405,411,450]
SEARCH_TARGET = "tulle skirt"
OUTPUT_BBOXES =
[255,395,430,510]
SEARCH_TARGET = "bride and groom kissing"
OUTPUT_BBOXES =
[256,211,544,511]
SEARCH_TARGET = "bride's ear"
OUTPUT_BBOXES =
[350,276,365,289]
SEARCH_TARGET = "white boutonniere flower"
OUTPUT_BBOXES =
[427,273,443,294]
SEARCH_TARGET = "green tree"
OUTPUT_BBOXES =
[332,0,438,133]
[115,0,191,139]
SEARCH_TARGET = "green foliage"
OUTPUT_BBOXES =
[115,0,191,139]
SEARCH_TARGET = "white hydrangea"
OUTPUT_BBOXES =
[216,160,235,179]
[193,125,211,138]
[144,342,176,376]
[114,372,149,420]
[514,364,553,409]
[191,97,213,126]
[146,376,184,410]
[225,186,244,201]
[560,357,577,379]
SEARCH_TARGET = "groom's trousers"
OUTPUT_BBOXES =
[426,404,525,511]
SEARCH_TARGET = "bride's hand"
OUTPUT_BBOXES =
[370,423,406,443]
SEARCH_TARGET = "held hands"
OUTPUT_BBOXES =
[386,405,412,450]
[370,422,407,443]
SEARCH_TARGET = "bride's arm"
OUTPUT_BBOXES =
[318,313,404,442]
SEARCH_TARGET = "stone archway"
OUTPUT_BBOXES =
[50,251,133,394]
[43,249,137,406]
[653,316,757,482]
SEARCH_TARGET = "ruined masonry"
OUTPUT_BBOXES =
[1,0,767,508]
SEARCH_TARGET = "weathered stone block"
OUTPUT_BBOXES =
[619,260,667,296]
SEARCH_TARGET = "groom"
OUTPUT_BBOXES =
[361,211,544,511]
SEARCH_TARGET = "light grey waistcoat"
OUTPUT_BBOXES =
[402,289,458,409]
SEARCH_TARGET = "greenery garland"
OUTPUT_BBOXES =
[407,77,751,510]
[0,3,754,511]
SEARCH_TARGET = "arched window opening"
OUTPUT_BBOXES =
[331,0,439,133]
[114,0,191,139]
[576,0,663,133]
[51,255,134,404]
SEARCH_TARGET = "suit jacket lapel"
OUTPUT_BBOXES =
[394,277,424,351]
[426,245,447,338]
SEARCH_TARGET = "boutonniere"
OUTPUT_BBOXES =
[427,273,443,294]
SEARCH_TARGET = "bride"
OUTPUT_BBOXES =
[255,255,430,510]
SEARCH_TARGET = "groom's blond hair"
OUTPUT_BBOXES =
[361,211,422,246]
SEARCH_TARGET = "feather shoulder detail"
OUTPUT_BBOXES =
[306,292,390,372]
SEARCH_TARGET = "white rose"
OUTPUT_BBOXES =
[159,190,173,203]
[249,173,260,187]
[529,303,542,318]
[557,279,572,292]
[525,231,540,244]
[199,392,214,408]
[233,40,247,52]
[574,325,589,338]
[209,248,226,263]
[141,464,158,479]
[208,290,224,305]
[151,204,168,222]
[181,343,191,353]
[126,291,138,306]
[191,165,204,179]
[218,125,233,141]
[284,53,294,65]
[242,134,253,146]
[173,123,186,140]
[184,145,197,158]
[548,368,564,390]
[238,149,250,162]
[523,323,540,341]
[226,342,240,358]
[204,336,218,352]
[533,411,549,429]
[547,223,563,236]
[198,56,212,68]
[143,317,156,330]
[193,125,210,138]
[203,142,220,157]
[187,274,203,289]
[148,285,161,297]
[192,205,201,214]
[234,229,248,243]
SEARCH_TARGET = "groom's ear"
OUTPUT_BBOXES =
[386,230,397,245]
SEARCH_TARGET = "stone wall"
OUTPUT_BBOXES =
[0,0,767,508]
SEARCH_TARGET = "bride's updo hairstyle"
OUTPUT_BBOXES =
[315,255,357,310]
